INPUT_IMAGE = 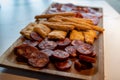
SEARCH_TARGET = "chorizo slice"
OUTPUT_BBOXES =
[15,44,39,58]
[38,40,57,50]
[16,56,28,62]
[28,51,49,68]
[30,32,43,42]
[79,60,93,70]
[79,55,96,63]
[74,59,93,70]
[54,59,72,71]
[90,51,96,57]
[71,40,84,47]
[41,49,54,57]
[23,39,39,47]
[74,59,82,71]
[76,43,93,55]
[65,46,77,57]
[52,50,69,61]
[57,38,71,47]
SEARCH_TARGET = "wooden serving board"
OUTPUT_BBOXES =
[0,3,104,80]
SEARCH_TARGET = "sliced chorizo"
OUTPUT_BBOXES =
[65,46,77,57]
[52,50,69,61]
[57,38,71,47]
[28,51,49,68]
[79,60,93,70]
[41,49,54,57]
[74,59,82,71]
[54,59,72,71]
[71,40,84,47]
[30,32,42,42]
[76,43,93,55]
[15,44,39,59]
[38,40,57,50]
[79,55,96,63]
[90,51,96,57]
[23,39,39,47]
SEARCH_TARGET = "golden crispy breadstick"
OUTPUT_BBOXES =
[48,16,63,22]
[61,17,104,32]
[49,15,93,24]
[70,30,84,41]
[84,30,97,44]
[91,25,104,32]
[40,21,75,31]
[69,17,94,25]
[53,21,92,30]
[35,12,76,19]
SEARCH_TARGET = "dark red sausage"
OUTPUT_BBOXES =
[79,60,93,70]
[30,32,42,42]
[15,44,39,59]
[90,51,96,57]
[52,50,69,61]
[54,59,72,71]
[16,56,28,62]
[74,59,82,71]
[57,38,71,47]
[71,40,84,47]
[38,40,57,50]
[28,51,49,68]
[79,55,96,63]
[65,46,77,57]
[76,43,93,55]
[41,49,54,57]
[23,39,39,47]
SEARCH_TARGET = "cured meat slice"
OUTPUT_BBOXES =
[65,46,77,57]
[57,38,71,47]
[23,39,39,47]
[54,59,72,71]
[15,44,39,58]
[52,50,69,61]
[30,32,42,42]
[71,40,84,46]
[41,49,54,57]
[74,59,82,71]
[76,43,93,55]
[28,51,49,68]
[38,39,57,50]
[79,55,96,63]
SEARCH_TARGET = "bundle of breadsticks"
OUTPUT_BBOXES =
[20,12,104,44]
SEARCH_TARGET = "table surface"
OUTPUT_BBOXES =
[0,0,120,80]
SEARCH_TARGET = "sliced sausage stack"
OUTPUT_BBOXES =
[15,33,96,71]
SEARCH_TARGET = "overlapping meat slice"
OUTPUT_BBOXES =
[54,59,72,71]
[14,44,49,68]
[38,39,57,50]
[23,39,39,47]
[65,46,77,57]
[30,32,43,42]
[57,38,71,47]
[76,42,94,55]
[52,50,69,61]
[40,49,54,57]
[79,55,96,63]
[28,51,49,68]
[74,59,93,70]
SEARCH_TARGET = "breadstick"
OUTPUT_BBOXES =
[35,12,76,19]
[61,17,104,32]
[40,21,75,31]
